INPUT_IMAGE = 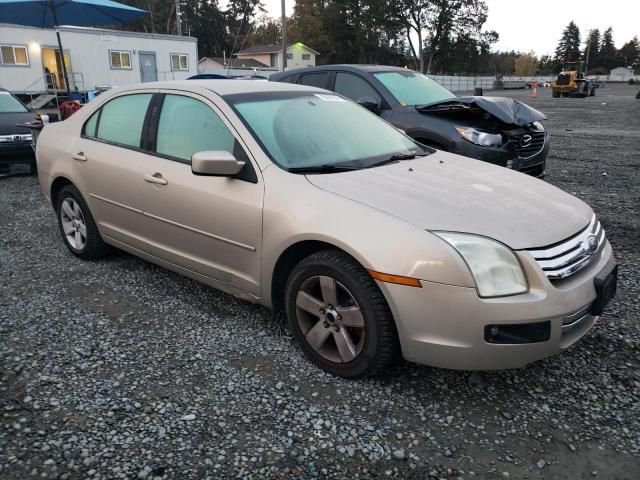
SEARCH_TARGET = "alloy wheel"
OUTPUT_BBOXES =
[295,275,366,363]
[60,198,87,250]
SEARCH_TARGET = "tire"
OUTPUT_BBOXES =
[56,184,110,260]
[285,249,399,378]
[552,90,560,98]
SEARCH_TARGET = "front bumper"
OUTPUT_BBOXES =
[453,134,549,178]
[0,143,35,164]
[378,241,615,370]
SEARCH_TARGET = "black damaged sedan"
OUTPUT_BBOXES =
[270,65,549,178]
[0,89,37,175]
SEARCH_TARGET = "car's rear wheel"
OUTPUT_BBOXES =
[56,184,109,260]
[285,250,398,378]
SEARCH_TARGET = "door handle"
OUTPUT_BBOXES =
[72,152,87,162]
[144,173,168,185]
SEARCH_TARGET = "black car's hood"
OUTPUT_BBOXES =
[0,112,37,135]
[417,96,546,127]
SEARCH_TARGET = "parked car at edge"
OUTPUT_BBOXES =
[270,65,550,178]
[36,80,617,378]
[0,88,37,174]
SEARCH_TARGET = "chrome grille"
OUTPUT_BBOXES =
[527,214,606,281]
[513,131,546,159]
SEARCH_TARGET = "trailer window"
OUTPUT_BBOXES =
[0,45,29,66]
[110,50,131,70]
[171,54,189,71]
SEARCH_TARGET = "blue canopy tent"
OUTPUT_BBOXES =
[0,0,147,96]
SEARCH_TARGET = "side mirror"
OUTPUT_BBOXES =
[191,151,245,176]
[357,96,380,114]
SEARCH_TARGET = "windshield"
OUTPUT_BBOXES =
[228,92,422,170]
[374,71,456,107]
[0,91,28,113]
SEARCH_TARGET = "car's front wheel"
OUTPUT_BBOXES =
[285,250,398,378]
[56,184,109,260]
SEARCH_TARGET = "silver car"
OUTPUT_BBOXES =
[36,80,618,378]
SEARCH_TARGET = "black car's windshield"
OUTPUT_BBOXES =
[0,91,28,113]
[374,71,456,107]
[228,91,424,171]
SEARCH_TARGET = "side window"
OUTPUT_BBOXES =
[299,72,329,88]
[334,72,381,103]
[277,74,298,84]
[83,110,99,137]
[95,94,152,148]
[155,94,236,163]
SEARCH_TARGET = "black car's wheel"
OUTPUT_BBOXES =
[56,184,109,260]
[285,250,399,378]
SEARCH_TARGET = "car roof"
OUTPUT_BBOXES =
[270,64,410,79]
[121,79,326,96]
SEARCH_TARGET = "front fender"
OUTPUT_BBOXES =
[260,168,474,305]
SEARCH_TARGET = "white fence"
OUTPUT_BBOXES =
[198,66,640,91]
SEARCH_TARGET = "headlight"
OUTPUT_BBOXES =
[434,232,528,298]
[532,121,544,131]
[455,127,502,147]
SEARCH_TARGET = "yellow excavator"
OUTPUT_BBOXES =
[551,62,596,98]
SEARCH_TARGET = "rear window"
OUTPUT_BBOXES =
[299,72,329,88]
[83,94,152,148]
[276,74,298,84]
[0,91,28,113]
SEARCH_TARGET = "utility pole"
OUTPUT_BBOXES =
[281,0,287,71]
[584,30,592,76]
[175,0,183,36]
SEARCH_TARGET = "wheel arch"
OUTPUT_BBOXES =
[270,240,364,313]
[50,176,75,207]
[409,131,451,151]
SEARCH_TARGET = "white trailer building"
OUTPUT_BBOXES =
[0,23,198,95]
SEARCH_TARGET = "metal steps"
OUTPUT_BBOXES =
[27,94,57,110]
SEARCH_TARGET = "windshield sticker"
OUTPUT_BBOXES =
[314,93,346,102]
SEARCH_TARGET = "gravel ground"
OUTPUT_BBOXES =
[1,84,639,480]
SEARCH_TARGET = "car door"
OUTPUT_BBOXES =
[73,91,160,249]
[139,91,264,297]
[331,71,393,123]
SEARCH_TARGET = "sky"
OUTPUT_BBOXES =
[260,0,639,57]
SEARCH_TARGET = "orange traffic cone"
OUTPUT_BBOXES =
[531,82,538,98]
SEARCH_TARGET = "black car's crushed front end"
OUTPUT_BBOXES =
[453,130,549,178]
[417,96,549,178]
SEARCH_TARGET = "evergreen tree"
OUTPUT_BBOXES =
[554,21,581,65]
[599,27,618,70]
[583,29,600,72]
[619,36,639,68]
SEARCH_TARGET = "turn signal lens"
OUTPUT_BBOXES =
[368,270,422,288]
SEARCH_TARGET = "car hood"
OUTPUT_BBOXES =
[417,96,546,127]
[0,111,37,135]
[306,152,592,250]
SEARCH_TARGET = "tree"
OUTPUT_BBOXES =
[599,27,618,70]
[619,36,639,70]
[583,29,600,72]
[514,53,537,76]
[391,0,497,73]
[554,21,581,65]
[537,55,558,75]
[289,0,409,66]
[248,15,282,45]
